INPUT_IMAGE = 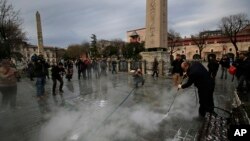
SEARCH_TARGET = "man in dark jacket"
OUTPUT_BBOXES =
[33,55,47,99]
[171,54,184,86]
[51,62,65,95]
[233,53,250,93]
[152,57,159,78]
[178,61,215,117]
[207,56,219,80]
[219,55,230,79]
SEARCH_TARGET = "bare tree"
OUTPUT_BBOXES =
[191,31,209,59]
[0,0,26,59]
[168,29,181,62]
[219,13,249,57]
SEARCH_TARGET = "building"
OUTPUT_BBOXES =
[126,25,250,60]
[126,28,146,43]
[13,42,64,64]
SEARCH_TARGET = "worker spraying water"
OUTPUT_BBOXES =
[178,61,216,118]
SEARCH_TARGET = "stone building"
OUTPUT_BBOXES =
[126,25,250,61]
[13,42,64,64]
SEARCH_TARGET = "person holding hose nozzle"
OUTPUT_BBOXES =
[178,61,215,117]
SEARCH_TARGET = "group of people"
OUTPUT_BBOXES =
[1,52,250,118]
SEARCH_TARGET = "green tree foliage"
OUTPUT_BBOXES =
[90,34,99,57]
[122,42,144,60]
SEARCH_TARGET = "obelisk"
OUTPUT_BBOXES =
[36,11,44,55]
[145,0,167,50]
[141,0,169,76]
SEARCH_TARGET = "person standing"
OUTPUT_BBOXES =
[171,54,184,86]
[92,59,100,78]
[27,61,35,81]
[51,62,65,96]
[152,57,159,78]
[0,59,18,110]
[112,59,117,74]
[207,56,219,80]
[178,61,215,117]
[233,53,250,93]
[33,55,47,100]
[219,55,230,79]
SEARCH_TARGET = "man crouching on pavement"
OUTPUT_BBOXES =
[178,61,215,117]
[133,68,144,88]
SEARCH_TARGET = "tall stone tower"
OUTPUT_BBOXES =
[141,0,169,76]
[145,0,167,50]
[36,11,44,55]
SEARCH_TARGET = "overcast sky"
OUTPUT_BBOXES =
[10,0,250,48]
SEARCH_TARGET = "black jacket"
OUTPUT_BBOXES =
[34,60,46,77]
[171,59,184,75]
[207,60,219,73]
[233,57,250,78]
[182,62,214,90]
[219,58,230,68]
[51,66,65,78]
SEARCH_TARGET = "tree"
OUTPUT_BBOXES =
[123,42,144,60]
[0,0,26,59]
[168,29,181,63]
[219,13,249,57]
[66,43,89,59]
[90,34,99,57]
[191,31,209,59]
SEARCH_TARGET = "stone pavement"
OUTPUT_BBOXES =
[0,66,238,141]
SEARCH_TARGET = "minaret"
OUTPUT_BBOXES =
[145,0,167,50]
[36,11,44,55]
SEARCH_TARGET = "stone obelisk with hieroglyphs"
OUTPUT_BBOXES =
[36,11,44,55]
[141,0,169,76]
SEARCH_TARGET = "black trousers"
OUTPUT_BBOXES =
[52,77,63,95]
[198,85,215,117]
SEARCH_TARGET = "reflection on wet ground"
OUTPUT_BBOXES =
[0,67,235,141]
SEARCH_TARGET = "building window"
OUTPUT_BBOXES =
[211,49,213,53]
[182,51,184,54]
[229,48,232,52]
[196,50,198,53]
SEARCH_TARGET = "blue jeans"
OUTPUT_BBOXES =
[36,77,46,97]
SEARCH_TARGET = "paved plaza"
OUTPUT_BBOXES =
[0,66,243,141]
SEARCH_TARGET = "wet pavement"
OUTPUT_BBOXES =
[0,65,237,141]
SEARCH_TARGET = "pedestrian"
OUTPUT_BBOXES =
[65,60,74,81]
[100,59,107,76]
[92,58,100,78]
[76,58,83,79]
[219,55,230,79]
[152,57,159,78]
[44,61,50,79]
[0,59,18,110]
[178,61,215,117]
[171,54,184,86]
[133,68,144,88]
[85,58,92,79]
[233,53,250,93]
[27,61,35,81]
[51,62,65,96]
[112,59,117,74]
[33,54,47,100]
[207,56,219,80]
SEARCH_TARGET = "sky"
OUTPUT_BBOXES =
[9,0,250,48]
